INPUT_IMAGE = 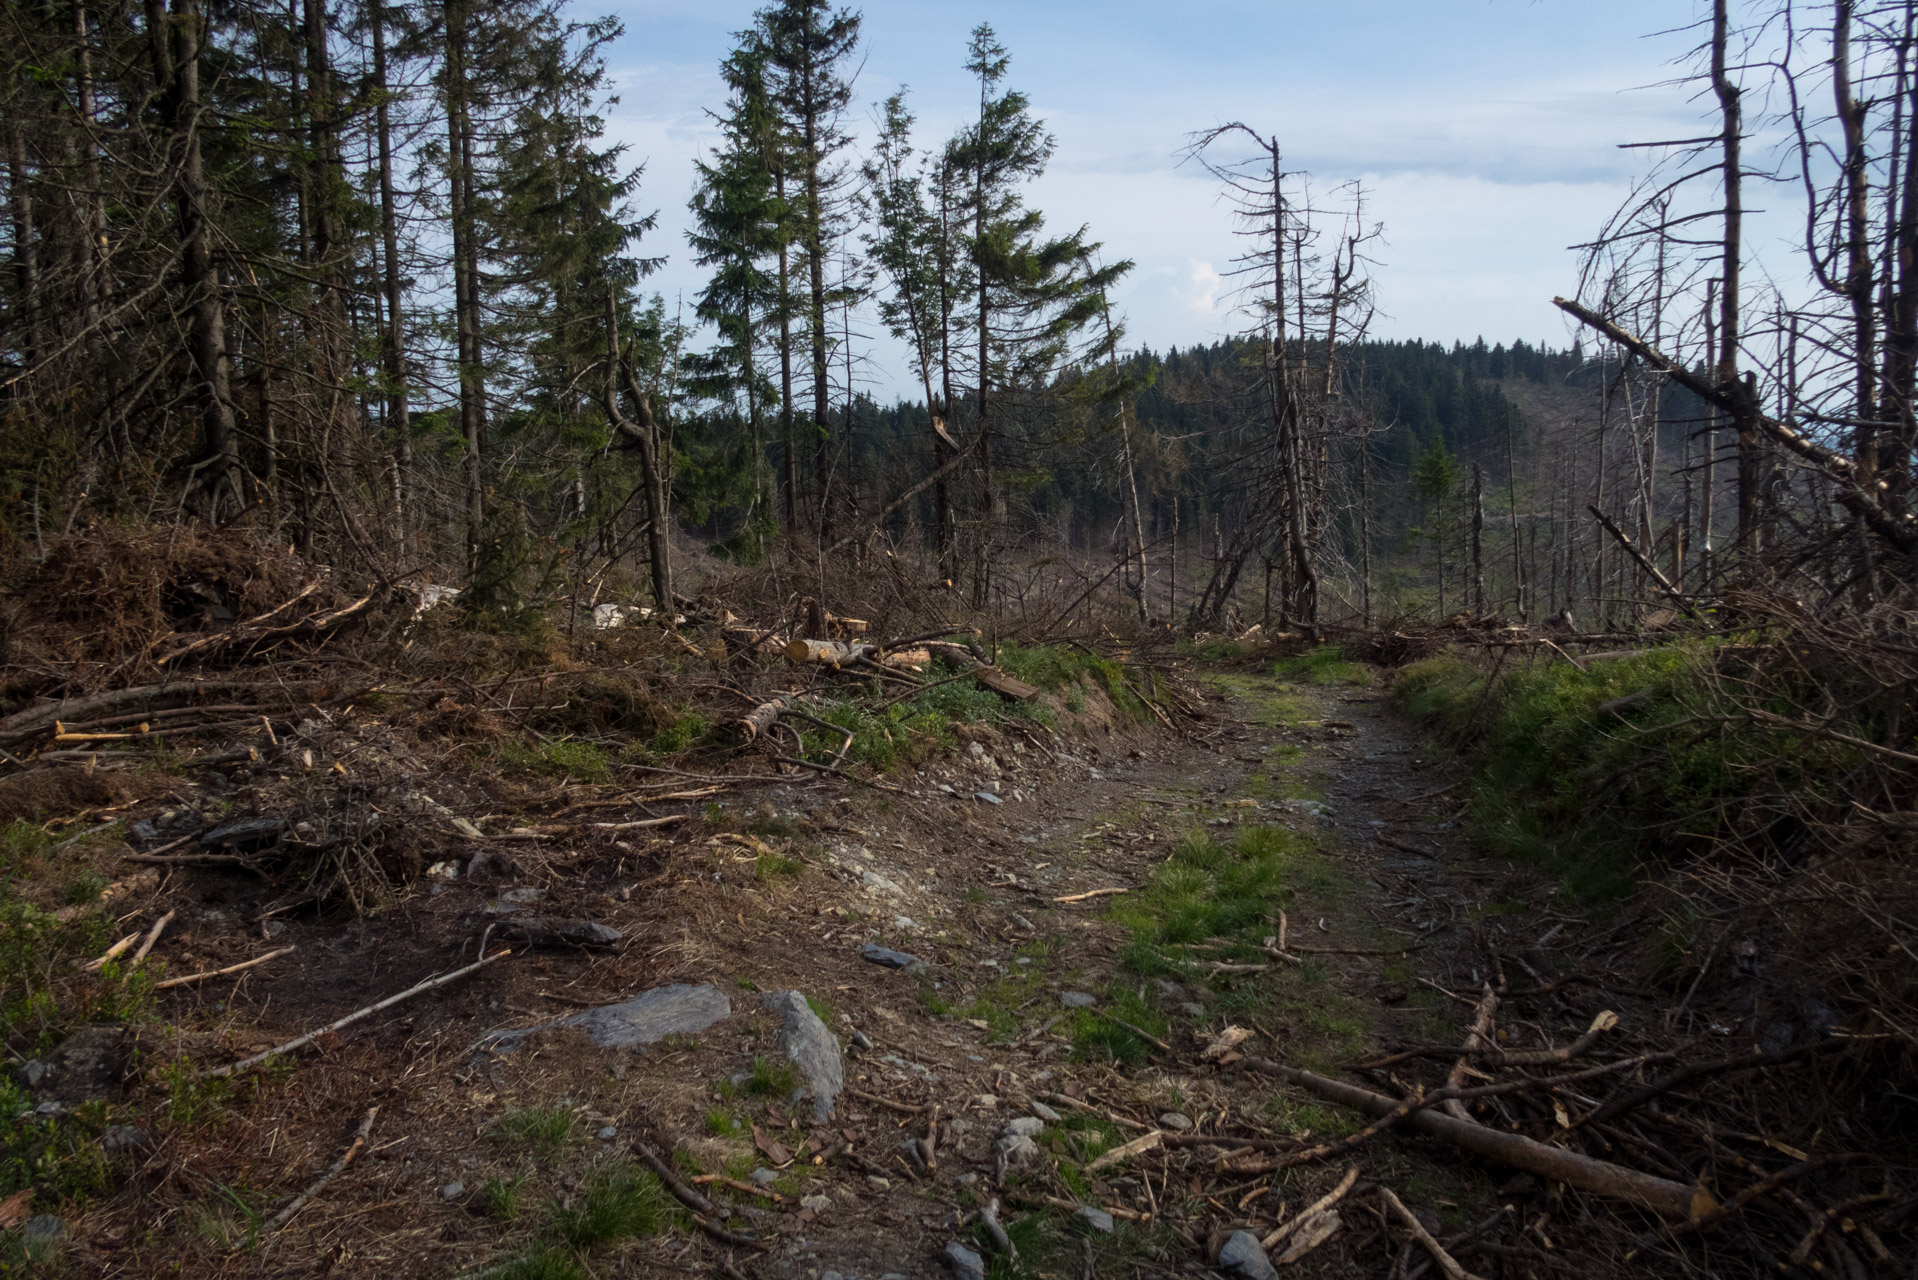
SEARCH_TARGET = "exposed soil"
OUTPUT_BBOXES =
[52,658,1664,1279]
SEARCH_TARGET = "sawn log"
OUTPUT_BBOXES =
[1243,1057,1714,1223]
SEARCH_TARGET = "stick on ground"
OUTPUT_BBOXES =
[197,950,510,1077]
[154,945,295,990]
[266,1106,379,1230]
[1381,1186,1486,1280]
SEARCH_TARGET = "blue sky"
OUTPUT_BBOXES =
[599,0,1711,390]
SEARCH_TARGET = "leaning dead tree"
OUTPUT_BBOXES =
[1181,124,1380,635]
[1559,0,1918,610]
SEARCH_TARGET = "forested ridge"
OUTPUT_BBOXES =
[3,1,1918,1277]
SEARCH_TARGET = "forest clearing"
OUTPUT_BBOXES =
[3,0,1918,1276]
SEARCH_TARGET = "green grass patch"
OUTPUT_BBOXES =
[549,1162,671,1248]
[1271,645,1371,686]
[496,738,613,784]
[495,1104,576,1159]
[1391,641,1845,901]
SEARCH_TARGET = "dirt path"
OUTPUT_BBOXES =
[433,657,1539,1279]
[83,658,1580,1279]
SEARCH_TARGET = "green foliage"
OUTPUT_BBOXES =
[549,1162,670,1248]
[742,1056,796,1099]
[1270,646,1369,687]
[497,739,613,783]
[0,1089,111,1206]
[495,1243,585,1280]
[1110,826,1301,950]
[705,1108,747,1138]
[482,1174,526,1220]
[162,1060,229,1129]
[1393,643,1848,900]
[496,1105,576,1160]
[648,710,712,756]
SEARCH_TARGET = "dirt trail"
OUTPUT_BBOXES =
[80,659,1572,1278]
[428,658,1536,1279]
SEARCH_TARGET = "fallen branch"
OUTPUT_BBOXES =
[1381,1185,1486,1280]
[198,951,511,1077]
[266,1106,379,1230]
[633,1138,774,1245]
[82,932,139,971]
[154,945,295,990]
[1443,985,1499,1122]
[1052,886,1129,903]
[1263,1166,1360,1249]
[130,910,174,965]
[1086,1128,1163,1172]
[1242,1058,1713,1222]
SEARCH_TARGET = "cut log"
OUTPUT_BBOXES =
[785,639,875,667]
[1243,1057,1713,1223]
[734,695,791,743]
[922,642,1041,702]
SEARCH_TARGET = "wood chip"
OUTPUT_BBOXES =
[1086,1128,1163,1172]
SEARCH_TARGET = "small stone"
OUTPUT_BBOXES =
[1029,1101,1061,1123]
[1059,991,1097,1009]
[749,1167,778,1185]
[800,1193,830,1213]
[21,1215,66,1255]
[1180,1002,1206,1018]
[850,1029,874,1050]
[861,870,905,895]
[596,1125,617,1140]
[1075,1206,1115,1234]
[1001,1116,1045,1139]
[101,1124,151,1154]
[440,1181,465,1200]
[893,916,919,931]
[942,1240,988,1280]
[17,1060,46,1089]
[866,1174,891,1190]
[975,1094,998,1108]
[1217,1229,1279,1280]
[954,1171,978,1185]
[975,791,1002,805]
[1158,1111,1193,1131]
[859,943,926,972]
[995,1134,1040,1165]
[262,919,288,939]
[764,990,845,1122]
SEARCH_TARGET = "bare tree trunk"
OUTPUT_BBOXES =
[371,0,410,532]
[5,112,38,373]
[606,290,673,611]
[1472,462,1485,616]
[152,0,242,518]
[445,0,485,568]
[1711,0,1762,565]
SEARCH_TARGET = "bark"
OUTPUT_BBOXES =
[445,0,485,567]
[155,0,243,518]
[1244,1058,1713,1224]
[606,290,673,611]
[1710,0,1763,561]
[371,1,410,528]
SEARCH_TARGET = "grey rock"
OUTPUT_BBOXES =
[942,1241,988,1280]
[440,1181,465,1200]
[1075,1206,1115,1234]
[1059,991,1097,1009]
[498,916,623,949]
[1029,1101,1061,1123]
[823,1272,845,1280]
[477,983,731,1055]
[1761,1022,1796,1055]
[748,1167,778,1185]
[1001,1116,1045,1139]
[17,1060,46,1089]
[861,870,904,895]
[101,1125,151,1154]
[850,1029,874,1051]
[995,1134,1040,1165]
[954,1171,977,1186]
[21,1215,66,1256]
[860,943,926,973]
[1217,1229,1279,1280]
[764,990,844,1122]
[33,1024,128,1104]
[1158,1111,1193,1131]
[975,791,1002,805]
[1179,1002,1207,1018]
[200,817,285,847]
[595,1125,617,1140]
[800,1193,830,1213]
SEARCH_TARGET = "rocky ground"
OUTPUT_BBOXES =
[26,656,1625,1279]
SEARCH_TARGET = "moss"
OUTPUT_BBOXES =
[1270,645,1371,686]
